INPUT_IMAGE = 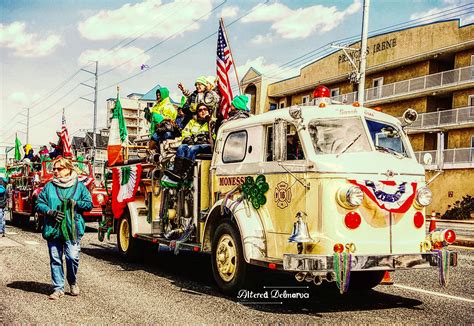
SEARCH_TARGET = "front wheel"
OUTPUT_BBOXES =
[117,214,144,262]
[211,220,250,295]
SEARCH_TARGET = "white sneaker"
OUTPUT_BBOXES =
[70,284,80,296]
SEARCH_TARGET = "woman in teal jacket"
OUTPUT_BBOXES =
[36,157,93,300]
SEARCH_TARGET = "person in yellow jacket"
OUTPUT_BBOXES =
[165,103,214,182]
[145,87,179,150]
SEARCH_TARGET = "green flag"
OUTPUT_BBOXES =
[112,96,128,143]
[14,134,22,161]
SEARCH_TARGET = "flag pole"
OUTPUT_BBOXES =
[220,18,241,95]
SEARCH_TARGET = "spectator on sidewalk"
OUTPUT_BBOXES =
[0,173,8,237]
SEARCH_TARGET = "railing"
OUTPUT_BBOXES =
[399,106,474,129]
[415,147,474,167]
[331,65,474,103]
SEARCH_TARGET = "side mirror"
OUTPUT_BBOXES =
[403,108,418,125]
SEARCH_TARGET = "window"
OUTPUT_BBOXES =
[222,131,247,163]
[302,95,310,105]
[286,125,305,160]
[265,126,273,161]
[308,117,371,154]
[269,103,277,111]
[279,101,285,109]
[330,88,340,97]
[372,77,383,98]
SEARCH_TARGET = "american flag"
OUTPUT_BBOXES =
[59,109,72,157]
[216,19,234,119]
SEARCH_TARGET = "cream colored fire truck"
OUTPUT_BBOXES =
[100,87,457,294]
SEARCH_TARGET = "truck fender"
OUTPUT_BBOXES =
[203,198,267,264]
[126,197,148,235]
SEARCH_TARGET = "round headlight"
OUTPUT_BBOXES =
[96,194,105,205]
[415,187,432,207]
[337,185,364,208]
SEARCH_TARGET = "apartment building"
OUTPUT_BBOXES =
[240,20,474,214]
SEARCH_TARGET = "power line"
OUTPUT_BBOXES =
[94,1,270,94]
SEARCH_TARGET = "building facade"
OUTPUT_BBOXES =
[241,20,474,214]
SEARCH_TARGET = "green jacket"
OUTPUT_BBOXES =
[36,180,93,241]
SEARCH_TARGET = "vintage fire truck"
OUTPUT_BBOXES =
[101,87,457,294]
[8,159,107,231]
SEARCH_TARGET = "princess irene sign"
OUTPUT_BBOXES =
[338,38,398,64]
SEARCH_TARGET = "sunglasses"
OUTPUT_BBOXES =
[52,167,65,171]
[198,108,208,112]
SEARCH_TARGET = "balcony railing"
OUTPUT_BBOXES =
[415,147,474,168]
[399,106,474,129]
[331,65,474,104]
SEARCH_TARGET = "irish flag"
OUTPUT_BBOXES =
[107,89,128,166]
[14,133,22,161]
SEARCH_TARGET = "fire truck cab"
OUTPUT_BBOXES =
[8,159,107,231]
[105,90,457,294]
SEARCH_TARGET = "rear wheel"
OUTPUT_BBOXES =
[211,220,251,295]
[117,213,144,262]
[349,271,385,291]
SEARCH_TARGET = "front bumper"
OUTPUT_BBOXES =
[283,251,458,272]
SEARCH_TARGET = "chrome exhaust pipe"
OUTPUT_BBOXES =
[295,272,306,282]
[313,275,323,286]
[305,272,315,283]
[326,272,336,282]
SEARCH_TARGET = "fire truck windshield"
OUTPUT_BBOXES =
[365,119,408,157]
[308,117,371,154]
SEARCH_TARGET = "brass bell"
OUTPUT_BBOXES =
[288,212,314,243]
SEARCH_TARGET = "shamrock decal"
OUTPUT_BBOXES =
[242,175,269,209]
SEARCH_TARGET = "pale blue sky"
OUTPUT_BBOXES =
[1,0,473,149]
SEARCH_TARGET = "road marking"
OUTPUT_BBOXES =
[394,284,474,303]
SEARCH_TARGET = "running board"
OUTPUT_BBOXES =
[135,233,202,253]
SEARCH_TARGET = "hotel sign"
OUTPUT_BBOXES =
[338,38,398,64]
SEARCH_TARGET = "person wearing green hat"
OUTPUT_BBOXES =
[228,94,251,120]
[175,96,187,129]
[145,87,179,151]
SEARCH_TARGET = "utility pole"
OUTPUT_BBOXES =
[330,0,370,105]
[358,0,370,106]
[80,61,99,161]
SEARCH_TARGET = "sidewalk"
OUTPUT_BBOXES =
[453,238,474,247]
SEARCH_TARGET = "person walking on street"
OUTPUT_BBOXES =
[36,157,93,300]
[0,174,8,237]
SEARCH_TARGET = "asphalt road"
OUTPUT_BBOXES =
[1,221,473,325]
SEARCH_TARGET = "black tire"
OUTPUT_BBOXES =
[348,271,385,291]
[11,212,20,226]
[211,220,250,295]
[33,211,43,233]
[117,213,144,262]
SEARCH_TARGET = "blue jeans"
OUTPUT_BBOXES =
[47,239,81,291]
[176,144,212,161]
[0,208,4,234]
